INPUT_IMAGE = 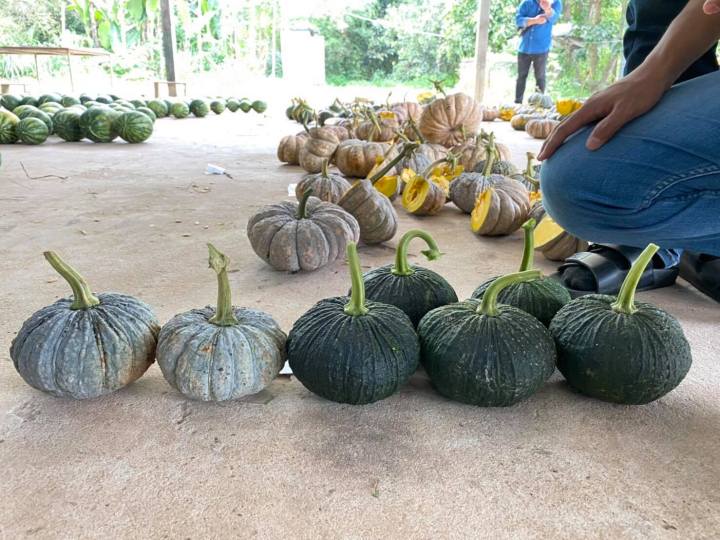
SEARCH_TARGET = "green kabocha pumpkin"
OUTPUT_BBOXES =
[549,244,692,404]
[296,159,352,204]
[247,189,360,272]
[419,270,556,406]
[10,252,159,399]
[361,230,457,326]
[16,117,48,145]
[157,244,286,402]
[288,243,420,404]
[472,219,571,326]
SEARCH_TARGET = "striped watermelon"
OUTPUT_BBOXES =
[0,110,20,143]
[137,107,156,122]
[148,99,169,118]
[17,117,49,144]
[80,108,119,142]
[190,99,209,117]
[1,94,22,110]
[53,109,84,142]
[115,111,154,143]
[210,100,226,114]
[251,100,267,113]
[170,102,190,119]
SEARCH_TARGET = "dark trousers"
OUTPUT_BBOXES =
[515,52,548,104]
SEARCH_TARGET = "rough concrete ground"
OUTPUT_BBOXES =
[0,114,718,540]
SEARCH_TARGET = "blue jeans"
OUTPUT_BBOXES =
[542,69,720,260]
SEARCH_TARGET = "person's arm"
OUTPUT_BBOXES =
[544,0,562,25]
[517,2,546,29]
[538,0,720,160]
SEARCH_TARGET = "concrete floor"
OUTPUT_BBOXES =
[0,115,718,539]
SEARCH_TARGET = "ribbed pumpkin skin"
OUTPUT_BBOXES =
[287,298,420,404]
[419,300,556,406]
[361,265,458,326]
[296,171,352,204]
[157,307,286,402]
[549,296,692,404]
[450,172,505,214]
[472,277,571,327]
[10,293,159,399]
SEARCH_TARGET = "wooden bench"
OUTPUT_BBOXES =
[154,81,187,98]
[1,82,28,94]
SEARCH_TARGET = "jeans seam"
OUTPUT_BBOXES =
[642,164,720,207]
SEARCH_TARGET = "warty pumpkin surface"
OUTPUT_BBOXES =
[10,252,159,399]
[157,244,286,402]
[296,159,352,204]
[419,271,556,407]
[361,230,457,326]
[472,219,571,326]
[287,243,419,404]
[418,91,483,147]
[550,244,692,404]
[247,190,360,272]
[299,126,341,173]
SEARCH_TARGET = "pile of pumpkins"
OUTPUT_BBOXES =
[0,92,268,146]
[269,89,586,274]
[486,93,583,141]
[10,231,692,408]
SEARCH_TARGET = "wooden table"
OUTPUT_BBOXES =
[0,47,113,92]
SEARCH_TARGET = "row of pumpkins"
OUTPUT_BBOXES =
[0,92,267,145]
[11,230,691,407]
[483,94,584,140]
[268,90,585,273]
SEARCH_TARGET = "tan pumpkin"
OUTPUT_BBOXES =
[391,102,423,125]
[356,111,399,142]
[451,134,487,172]
[299,126,341,173]
[334,138,393,178]
[401,166,448,217]
[449,149,504,214]
[338,146,415,244]
[531,203,589,261]
[525,118,560,140]
[296,159,352,204]
[510,113,539,131]
[277,132,309,165]
[247,191,360,272]
[482,107,500,122]
[397,141,447,174]
[322,124,351,142]
[418,92,483,147]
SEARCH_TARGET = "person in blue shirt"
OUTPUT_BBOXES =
[515,0,563,103]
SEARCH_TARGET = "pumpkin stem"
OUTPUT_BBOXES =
[611,243,660,315]
[296,188,313,219]
[519,219,537,272]
[407,117,425,143]
[421,156,450,178]
[207,243,239,326]
[481,138,497,177]
[431,79,447,97]
[44,251,100,310]
[392,229,442,276]
[344,242,369,317]
[524,152,540,190]
[320,158,329,178]
[478,270,542,317]
[368,143,417,185]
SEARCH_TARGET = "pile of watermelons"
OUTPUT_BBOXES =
[0,92,268,145]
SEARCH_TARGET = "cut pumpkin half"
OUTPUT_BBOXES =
[402,174,446,216]
[534,214,589,261]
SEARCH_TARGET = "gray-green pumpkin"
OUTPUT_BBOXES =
[449,147,508,214]
[471,219,571,326]
[247,190,360,272]
[287,243,420,404]
[419,270,557,406]
[362,229,457,326]
[10,252,159,399]
[157,244,286,402]
[550,244,692,404]
[295,159,352,204]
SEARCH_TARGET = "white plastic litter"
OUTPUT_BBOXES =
[287,183,297,196]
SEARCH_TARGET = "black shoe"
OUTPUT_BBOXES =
[679,252,720,302]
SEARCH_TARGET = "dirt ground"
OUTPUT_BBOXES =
[1,114,718,540]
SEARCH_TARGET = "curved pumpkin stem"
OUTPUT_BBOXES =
[524,152,540,190]
[421,157,450,178]
[208,243,239,326]
[344,243,369,317]
[478,270,542,317]
[611,243,659,315]
[407,117,425,143]
[320,158,329,178]
[519,219,537,272]
[481,139,497,177]
[392,229,442,277]
[368,143,417,185]
[296,188,313,219]
[44,251,100,310]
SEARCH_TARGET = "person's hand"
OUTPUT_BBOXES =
[528,15,547,25]
[704,1,720,15]
[537,69,669,160]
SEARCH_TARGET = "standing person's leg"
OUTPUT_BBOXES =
[533,53,548,94]
[541,70,720,299]
[515,53,532,104]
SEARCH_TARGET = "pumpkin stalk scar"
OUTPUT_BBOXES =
[611,243,660,315]
[207,243,239,326]
[296,188,313,220]
[368,143,418,185]
[519,219,537,272]
[344,243,369,317]
[478,270,542,317]
[43,251,100,310]
[392,229,443,277]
